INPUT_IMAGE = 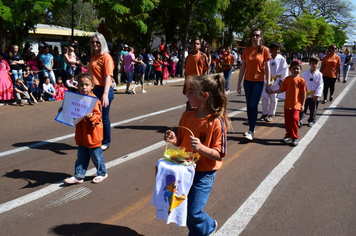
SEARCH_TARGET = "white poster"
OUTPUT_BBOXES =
[55,91,99,127]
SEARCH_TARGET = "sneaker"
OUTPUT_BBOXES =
[298,122,303,128]
[322,100,327,104]
[343,80,347,83]
[131,90,136,94]
[125,90,132,94]
[28,100,34,105]
[243,130,255,136]
[225,90,230,95]
[307,122,315,127]
[329,96,333,102]
[208,219,218,236]
[259,114,267,121]
[244,130,254,141]
[283,137,292,143]
[92,173,108,184]
[64,176,84,184]
[101,145,109,151]
[265,115,273,122]
[291,139,299,147]
[142,89,147,93]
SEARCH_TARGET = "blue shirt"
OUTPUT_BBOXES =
[39,53,54,70]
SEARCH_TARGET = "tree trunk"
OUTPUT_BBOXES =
[180,0,195,77]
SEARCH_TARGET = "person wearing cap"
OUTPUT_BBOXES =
[119,44,129,83]
[266,59,306,147]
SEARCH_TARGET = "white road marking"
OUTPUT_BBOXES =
[215,78,356,235]
[0,108,245,214]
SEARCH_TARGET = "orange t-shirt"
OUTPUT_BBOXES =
[87,52,114,87]
[279,75,306,110]
[184,52,208,77]
[75,93,103,148]
[221,54,235,70]
[242,46,271,82]
[177,109,227,172]
[321,54,341,78]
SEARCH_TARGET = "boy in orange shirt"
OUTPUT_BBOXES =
[267,60,306,147]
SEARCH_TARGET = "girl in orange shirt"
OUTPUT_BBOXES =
[164,74,230,236]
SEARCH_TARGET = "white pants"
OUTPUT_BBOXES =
[262,86,278,116]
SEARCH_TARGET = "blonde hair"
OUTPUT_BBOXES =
[90,33,109,55]
[186,74,231,129]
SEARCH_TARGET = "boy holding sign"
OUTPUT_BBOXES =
[62,73,108,184]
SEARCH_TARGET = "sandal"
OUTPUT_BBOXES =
[92,174,108,184]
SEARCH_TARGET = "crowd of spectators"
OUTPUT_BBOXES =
[0,36,87,106]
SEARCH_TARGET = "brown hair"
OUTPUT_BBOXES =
[186,74,231,129]
[76,73,95,86]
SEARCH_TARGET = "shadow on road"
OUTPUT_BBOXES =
[3,169,71,189]
[114,125,171,134]
[12,141,77,155]
[50,223,144,236]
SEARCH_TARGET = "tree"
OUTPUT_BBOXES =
[219,0,265,47]
[43,0,99,32]
[0,0,55,51]
[90,0,158,43]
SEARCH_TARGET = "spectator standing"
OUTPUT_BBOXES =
[146,49,155,81]
[27,53,39,79]
[9,45,25,81]
[57,47,68,79]
[87,33,115,151]
[0,52,14,103]
[237,28,271,141]
[153,54,163,85]
[23,64,34,89]
[39,45,56,85]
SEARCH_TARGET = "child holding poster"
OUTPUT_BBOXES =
[63,73,108,184]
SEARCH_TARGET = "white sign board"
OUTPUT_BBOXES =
[55,91,99,127]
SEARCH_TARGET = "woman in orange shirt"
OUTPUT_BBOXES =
[221,47,235,93]
[87,33,115,151]
[320,44,341,103]
[237,29,271,141]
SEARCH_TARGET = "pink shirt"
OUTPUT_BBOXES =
[27,60,39,72]
[123,52,135,72]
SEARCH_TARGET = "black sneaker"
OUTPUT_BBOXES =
[283,137,291,143]
[259,114,267,121]
[125,90,132,94]
[291,139,299,147]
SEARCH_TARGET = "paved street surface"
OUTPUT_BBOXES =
[1,68,355,236]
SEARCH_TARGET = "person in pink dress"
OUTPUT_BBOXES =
[54,76,68,101]
[162,57,169,80]
[0,52,14,104]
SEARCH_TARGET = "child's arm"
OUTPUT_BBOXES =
[301,91,306,112]
[190,136,223,161]
[85,102,102,127]
[266,85,283,94]
[30,91,37,103]
[164,130,181,147]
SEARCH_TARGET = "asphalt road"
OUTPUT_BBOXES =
[1,68,355,236]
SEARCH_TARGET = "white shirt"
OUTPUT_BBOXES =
[302,69,324,98]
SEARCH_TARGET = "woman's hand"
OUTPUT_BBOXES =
[237,84,242,94]
[101,94,109,108]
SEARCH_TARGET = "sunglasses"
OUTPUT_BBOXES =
[91,41,101,45]
[252,34,261,38]
[331,47,336,49]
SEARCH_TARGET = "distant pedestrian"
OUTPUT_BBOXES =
[342,48,352,83]
[123,46,144,94]
[320,44,341,103]
[221,47,235,94]
[184,38,209,110]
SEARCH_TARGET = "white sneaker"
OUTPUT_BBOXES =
[243,130,255,136]
[244,130,254,140]
[142,89,147,93]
